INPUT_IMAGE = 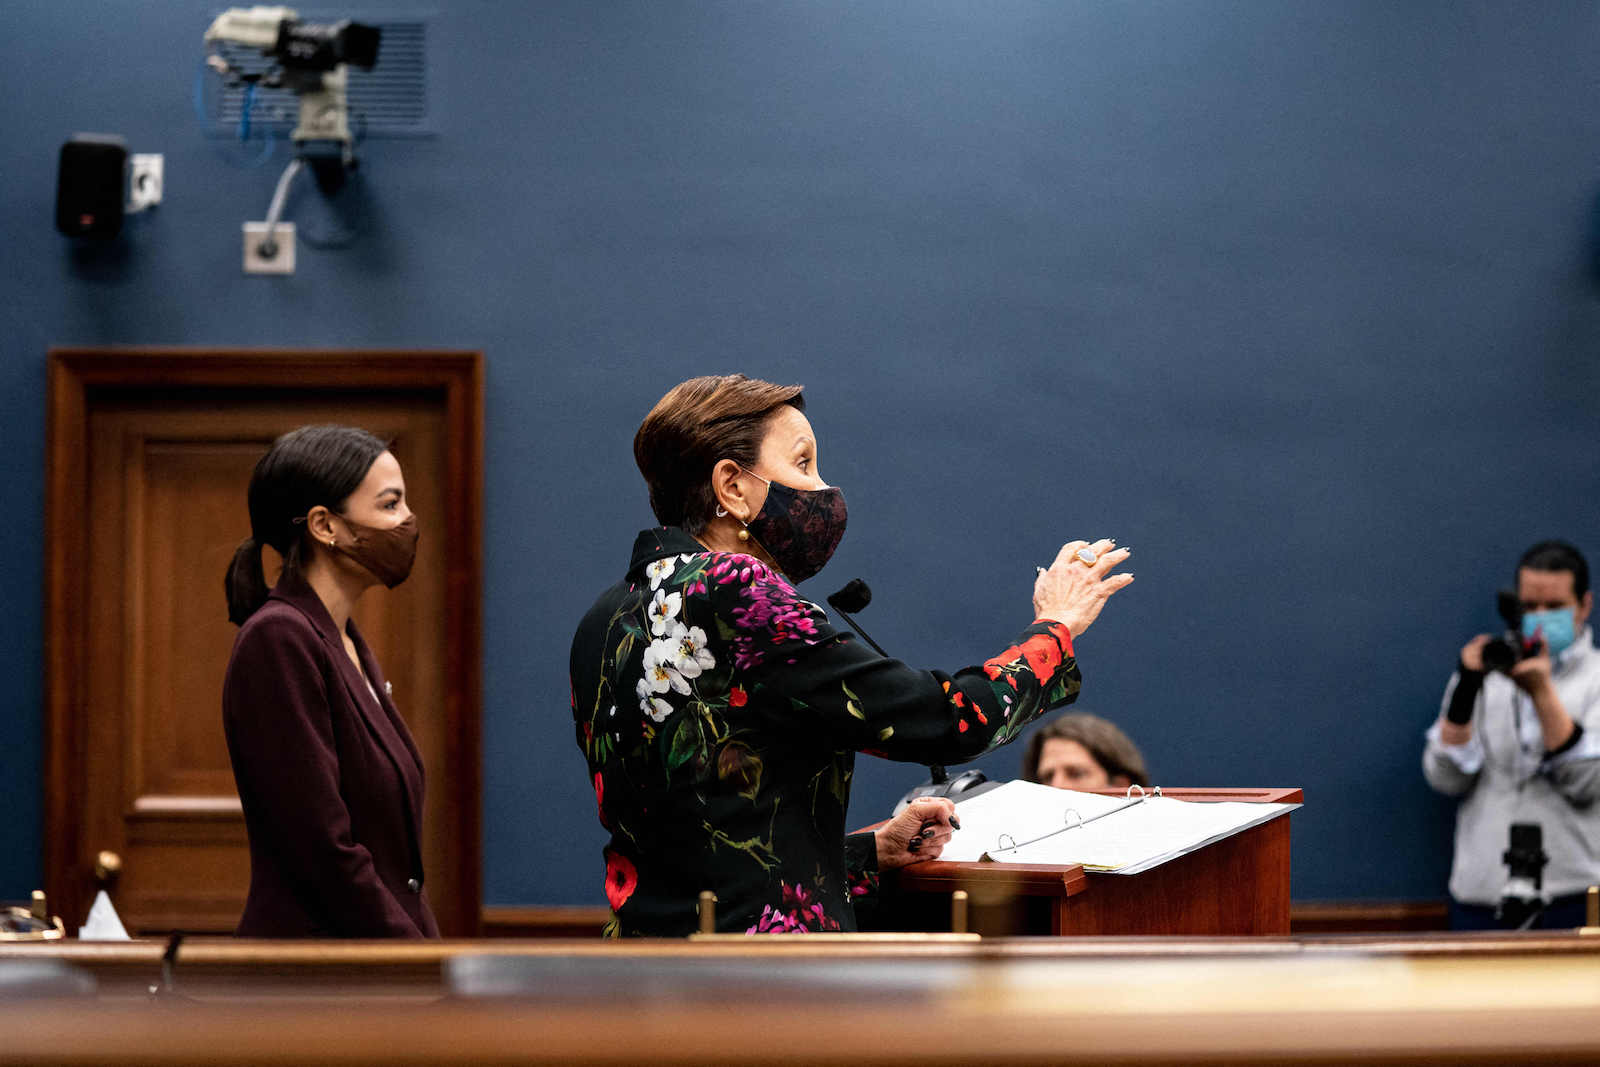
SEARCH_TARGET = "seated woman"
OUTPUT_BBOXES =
[1020,711,1149,791]
[570,374,1133,935]
[221,425,437,938]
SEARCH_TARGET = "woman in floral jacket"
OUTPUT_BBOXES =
[570,375,1133,936]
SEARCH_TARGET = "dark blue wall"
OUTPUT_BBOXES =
[4,2,1598,907]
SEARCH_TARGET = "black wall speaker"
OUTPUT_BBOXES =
[56,134,127,238]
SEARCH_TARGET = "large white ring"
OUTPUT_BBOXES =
[1074,547,1098,567]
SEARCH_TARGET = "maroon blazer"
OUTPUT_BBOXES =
[222,574,439,938]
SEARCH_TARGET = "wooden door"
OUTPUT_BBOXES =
[45,350,482,936]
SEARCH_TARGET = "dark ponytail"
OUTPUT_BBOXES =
[225,536,271,625]
[224,424,390,625]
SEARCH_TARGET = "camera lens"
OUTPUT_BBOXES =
[1481,636,1517,674]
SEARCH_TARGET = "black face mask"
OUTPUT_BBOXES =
[742,473,847,583]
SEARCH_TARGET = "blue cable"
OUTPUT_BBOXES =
[240,81,254,142]
[194,58,277,168]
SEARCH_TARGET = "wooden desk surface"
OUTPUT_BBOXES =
[8,930,1600,994]
[7,936,1600,1065]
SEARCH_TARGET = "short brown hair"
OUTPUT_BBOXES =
[1020,712,1149,788]
[633,375,805,534]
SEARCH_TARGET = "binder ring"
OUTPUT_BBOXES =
[1063,808,1084,830]
[996,833,1017,852]
[1125,784,1147,801]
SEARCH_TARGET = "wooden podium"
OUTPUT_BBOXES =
[875,787,1301,937]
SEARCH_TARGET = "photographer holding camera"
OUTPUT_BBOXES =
[1423,541,1600,929]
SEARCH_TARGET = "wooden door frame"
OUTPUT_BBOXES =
[44,347,484,935]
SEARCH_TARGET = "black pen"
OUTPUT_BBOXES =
[916,815,962,836]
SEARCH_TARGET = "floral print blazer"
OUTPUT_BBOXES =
[570,527,1083,937]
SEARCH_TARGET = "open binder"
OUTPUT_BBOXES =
[937,780,1300,875]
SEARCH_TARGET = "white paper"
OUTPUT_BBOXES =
[77,889,131,940]
[939,780,1137,862]
[985,796,1299,873]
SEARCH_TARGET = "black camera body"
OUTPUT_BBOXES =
[274,19,380,72]
[1480,590,1540,674]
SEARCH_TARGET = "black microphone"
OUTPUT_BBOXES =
[826,578,949,787]
[826,578,889,657]
[827,577,871,614]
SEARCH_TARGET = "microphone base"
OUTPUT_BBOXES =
[892,770,997,815]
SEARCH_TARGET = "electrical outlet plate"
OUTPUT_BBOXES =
[243,221,295,274]
[128,153,163,212]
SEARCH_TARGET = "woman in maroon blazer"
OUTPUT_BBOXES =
[221,425,438,938]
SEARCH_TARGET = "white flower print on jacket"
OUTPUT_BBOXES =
[668,622,715,679]
[635,676,673,722]
[647,588,682,636]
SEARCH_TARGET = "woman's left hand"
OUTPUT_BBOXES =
[875,797,958,869]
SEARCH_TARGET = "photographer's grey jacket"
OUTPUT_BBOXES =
[1423,627,1600,905]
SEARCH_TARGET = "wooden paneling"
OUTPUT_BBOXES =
[1064,814,1291,935]
[1290,898,1450,934]
[480,907,613,939]
[45,349,483,936]
[137,441,262,800]
[479,899,1453,939]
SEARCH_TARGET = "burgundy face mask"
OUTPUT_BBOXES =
[332,513,420,588]
[743,475,847,583]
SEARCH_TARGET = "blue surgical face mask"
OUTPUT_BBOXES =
[1521,607,1577,659]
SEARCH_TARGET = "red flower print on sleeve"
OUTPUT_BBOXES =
[1043,622,1074,657]
[983,644,1023,679]
[949,687,987,728]
[1019,633,1062,682]
[984,624,1073,685]
[604,848,638,911]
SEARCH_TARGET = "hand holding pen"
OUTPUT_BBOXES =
[875,797,962,869]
